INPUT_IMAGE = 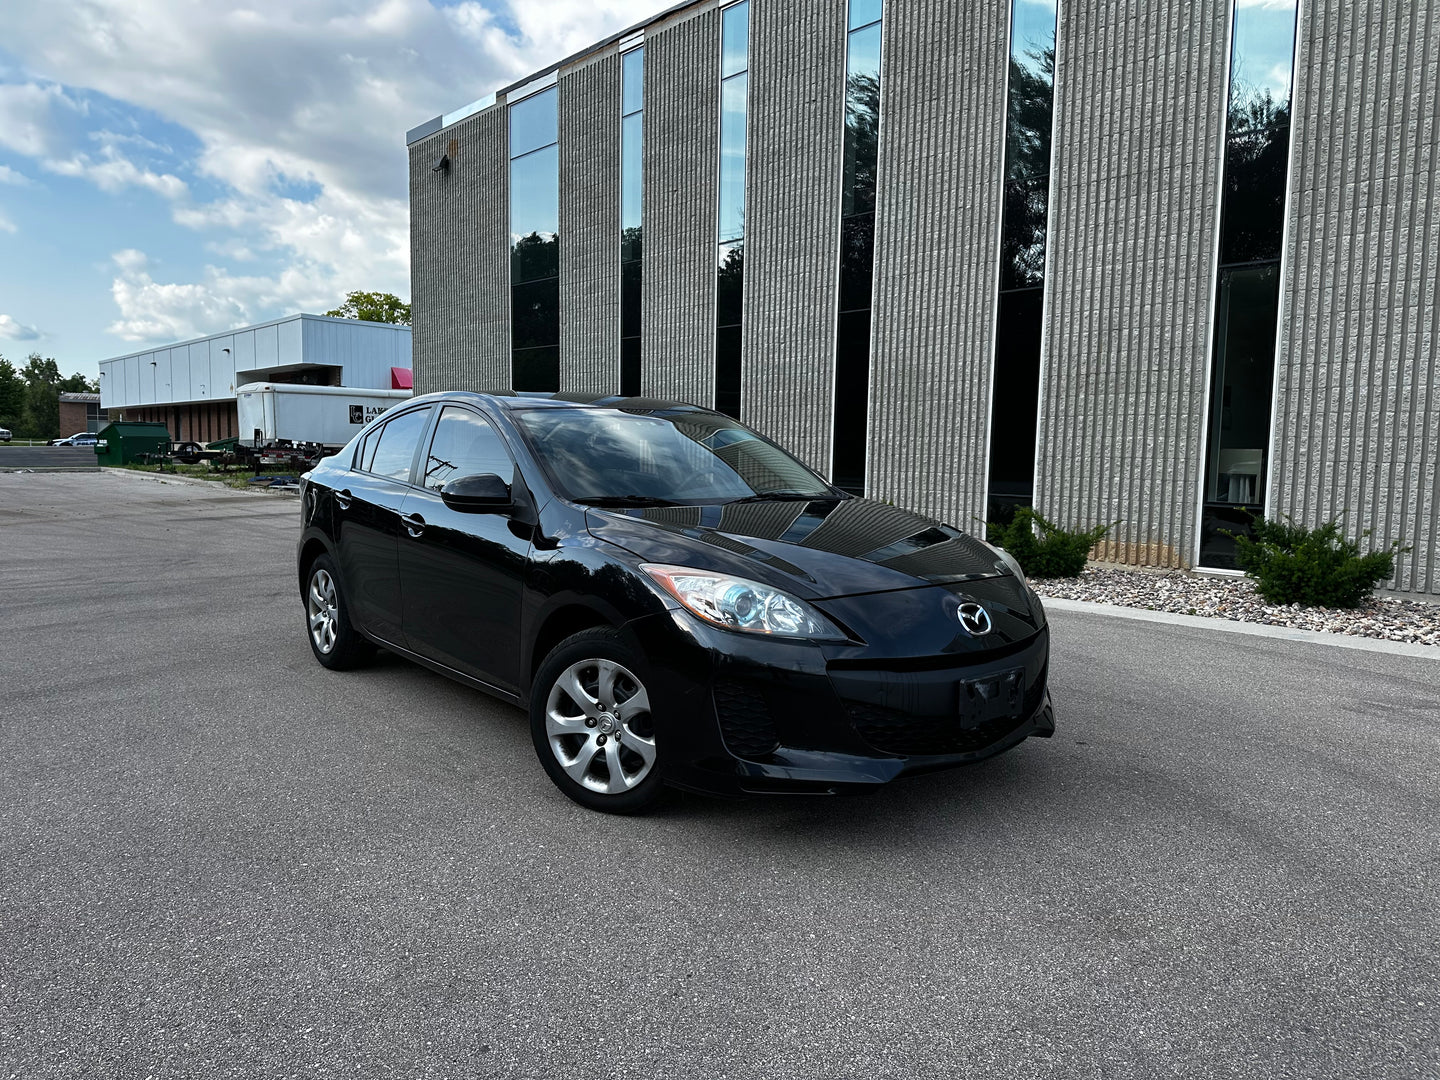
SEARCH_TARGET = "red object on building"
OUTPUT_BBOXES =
[391,367,413,390]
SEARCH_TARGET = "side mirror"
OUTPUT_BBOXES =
[441,473,512,513]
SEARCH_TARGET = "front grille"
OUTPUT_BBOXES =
[713,680,780,759]
[846,702,1029,757]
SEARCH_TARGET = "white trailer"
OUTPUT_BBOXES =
[235,382,411,449]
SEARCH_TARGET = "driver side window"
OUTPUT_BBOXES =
[423,407,515,492]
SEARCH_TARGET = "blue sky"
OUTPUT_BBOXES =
[0,0,658,379]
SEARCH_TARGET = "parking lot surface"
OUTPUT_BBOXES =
[2,471,1437,1078]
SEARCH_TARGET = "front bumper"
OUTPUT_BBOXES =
[626,609,1054,797]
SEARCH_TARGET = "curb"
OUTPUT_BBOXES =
[1041,596,1440,661]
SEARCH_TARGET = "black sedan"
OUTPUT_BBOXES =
[297,392,1054,813]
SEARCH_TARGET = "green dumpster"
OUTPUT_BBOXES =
[95,421,172,466]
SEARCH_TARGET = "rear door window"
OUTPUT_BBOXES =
[364,408,431,483]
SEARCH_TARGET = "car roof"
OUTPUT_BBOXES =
[409,391,716,416]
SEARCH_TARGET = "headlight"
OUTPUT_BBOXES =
[986,541,1027,583]
[641,564,847,641]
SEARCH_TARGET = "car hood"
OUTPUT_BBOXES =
[583,496,1009,601]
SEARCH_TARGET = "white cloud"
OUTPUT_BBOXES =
[0,81,86,157]
[0,164,32,186]
[106,248,353,343]
[45,145,188,200]
[0,210,14,233]
[4,2,660,341]
[0,314,42,340]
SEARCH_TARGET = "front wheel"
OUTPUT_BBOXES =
[530,628,667,814]
[304,554,373,670]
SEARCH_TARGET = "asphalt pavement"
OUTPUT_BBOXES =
[2,471,1437,1079]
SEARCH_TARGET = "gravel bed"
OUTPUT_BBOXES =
[1032,566,1440,647]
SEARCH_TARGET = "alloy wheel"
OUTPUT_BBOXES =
[544,658,656,795]
[308,568,339,655]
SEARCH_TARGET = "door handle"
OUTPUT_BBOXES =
[334,489,352,510]
[401,512,426,538]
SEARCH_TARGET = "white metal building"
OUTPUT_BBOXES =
[98,314,413,444]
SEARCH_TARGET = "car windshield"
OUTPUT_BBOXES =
[512,406,837,505]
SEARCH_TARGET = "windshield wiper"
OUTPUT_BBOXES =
[573,495,682,508]
[725,491,827,504]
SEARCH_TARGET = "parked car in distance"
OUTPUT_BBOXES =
[49,432,100,447]
[297,392,1055,813]
[0,426,11,443]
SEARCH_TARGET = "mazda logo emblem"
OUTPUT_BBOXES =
[957,602,992,636]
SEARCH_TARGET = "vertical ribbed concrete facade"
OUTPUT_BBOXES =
[1037,0,1231,569]
[1272,0,1440,594]
[559,54,623,395]
[867,0,1008,527]
[409,107,509,394]
[740,0,846,472]
[642,7,722,403]
[408,0,1440,596]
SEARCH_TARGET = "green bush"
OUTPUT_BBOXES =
[987,507,1116,579]
[1232,514,1406,608]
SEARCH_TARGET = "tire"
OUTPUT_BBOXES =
[530,628,667,814]
[304,554,373,670]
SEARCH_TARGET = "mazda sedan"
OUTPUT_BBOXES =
[297,392,1054,813]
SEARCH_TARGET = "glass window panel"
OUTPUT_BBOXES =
[1008,38,1054,180]
[1204,263,1280,508]
[511,145,559,284]
[512,278,560,351]
[715,325,743,419]
[831,308,872,495]
[367,408,430,483]
[620,337,642,398]
[509,87,558,159]
[621,224,643,265]
[622,48,644,115]
[718,73,748,243]
[999,176,1049,290]
[513,345,560,393]
[1219,121,1290,264]
[1229,0,1297,115]
[721,2,749,78]
[423,407,514,491]
[1010,0,1056,78]
[717,242,745,328]
[838,214,875,313]
[842,24,882,217]
[621,112,643,232]
[986,288,1044,502]
[621,259,643,338]
[848,0,882,31]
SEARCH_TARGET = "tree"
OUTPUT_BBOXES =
[324,290,412,325]
[5,354,96,439]
[0,356,25,433]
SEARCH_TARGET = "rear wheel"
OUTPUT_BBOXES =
[304,554,373,670]
[530,628,666,814]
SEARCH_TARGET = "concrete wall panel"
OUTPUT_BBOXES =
[641,7,721,403]
[740,0,846,471]
[1036,0,1231,568]
[1272,0,1440,595]
[560,54,623,395]
[866,0,1008,527]
[409,106,510,394]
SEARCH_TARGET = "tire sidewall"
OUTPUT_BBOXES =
[529,627,666,814]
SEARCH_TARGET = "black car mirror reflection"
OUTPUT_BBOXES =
[440,473,512,513]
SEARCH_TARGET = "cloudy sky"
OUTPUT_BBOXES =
[0,0,658,377]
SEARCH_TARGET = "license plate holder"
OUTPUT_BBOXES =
[958,667,1025,727]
